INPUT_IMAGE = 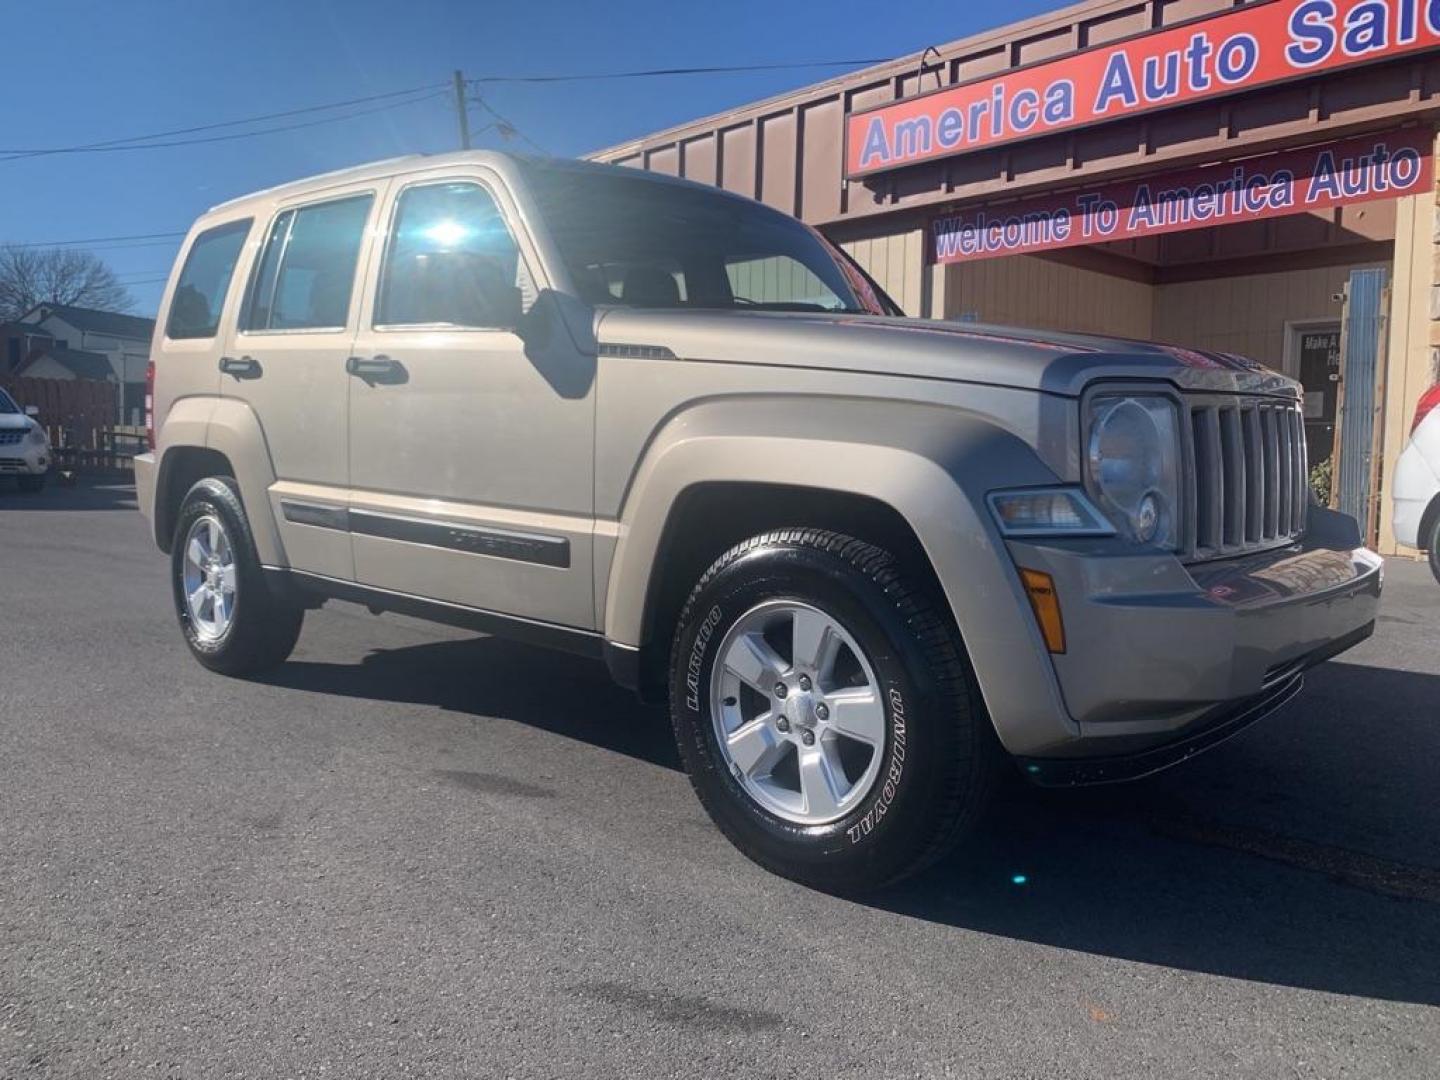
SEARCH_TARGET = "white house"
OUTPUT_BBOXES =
[17,304,156,423]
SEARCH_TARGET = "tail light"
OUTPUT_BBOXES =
[145,360,156,450]
[1412,383,1440,436]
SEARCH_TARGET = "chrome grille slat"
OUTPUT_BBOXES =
[1242,408,1263,543]
[1261,408,1281,539]
[1284,406,1296,538]
[1218,406,1245,549]
[1192,407,1223,553]
[1183,395,1304,562]
[1291,408,1308,527]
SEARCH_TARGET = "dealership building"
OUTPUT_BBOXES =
[593,0,1440,557]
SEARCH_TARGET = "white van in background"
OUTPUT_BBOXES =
[1392,382,1440,582]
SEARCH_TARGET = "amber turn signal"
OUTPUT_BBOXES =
[1020,569,1066,654]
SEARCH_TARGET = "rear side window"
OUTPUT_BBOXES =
[244,194,373,331]
[376,182,523,328]
[166,219,251,339]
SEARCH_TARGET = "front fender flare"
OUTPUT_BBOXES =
[602,395,1078,754]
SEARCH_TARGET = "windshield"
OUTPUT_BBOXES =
[0,388,18,415]
[522,162,895,316]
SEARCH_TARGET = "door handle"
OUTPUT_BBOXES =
[345,355,406,384]
[218,355,261,379]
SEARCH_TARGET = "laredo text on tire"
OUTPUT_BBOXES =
[170,476,303,676]
[668,528,1000,892]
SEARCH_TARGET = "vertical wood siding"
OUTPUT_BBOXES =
[840,231,925,317]
[942,255,1154,338]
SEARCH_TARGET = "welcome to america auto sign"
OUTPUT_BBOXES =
[929,130,1433,262]
[846,0,1440,177]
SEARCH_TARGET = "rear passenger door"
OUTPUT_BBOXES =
[345,167,596,629]
[222,181,388,581]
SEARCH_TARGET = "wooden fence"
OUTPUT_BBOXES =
[0,375,143,472]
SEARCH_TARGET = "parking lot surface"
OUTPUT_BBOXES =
[2,481,1437,1079]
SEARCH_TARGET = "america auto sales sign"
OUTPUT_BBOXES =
[930,129,1433,262]
[846,0,1440,177]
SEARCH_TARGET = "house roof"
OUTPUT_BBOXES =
[25,304,155,341]
[0,321,53,338]
[18,346,113,380]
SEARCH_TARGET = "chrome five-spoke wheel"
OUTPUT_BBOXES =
[181,513,237,643]
[710,600,886,825]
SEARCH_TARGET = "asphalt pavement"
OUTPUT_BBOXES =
[1,479,1437,1079]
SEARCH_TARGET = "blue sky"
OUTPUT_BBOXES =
[0,0,1058,315]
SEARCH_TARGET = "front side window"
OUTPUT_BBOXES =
[376,182,524,328]
[521,162,896,315]
[244,194,373,331]
[166,219,251,339]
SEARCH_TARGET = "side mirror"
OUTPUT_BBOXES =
[516,290,556,351]
[24,405,38,418]
[490,283,523,332]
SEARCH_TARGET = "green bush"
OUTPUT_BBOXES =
[1309,457,1333,504]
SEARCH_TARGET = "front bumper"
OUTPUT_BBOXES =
[1391,440,1438,549]
[1004,504,1382,772]
[0,443,50,476]
[133,452,157,538]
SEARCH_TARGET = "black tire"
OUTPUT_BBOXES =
[17,473,45,493]
[668,528,1003,892]
[1428,514,1440,586]
[170,476,303,676]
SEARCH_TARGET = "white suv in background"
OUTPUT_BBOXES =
[0,387,50,493]
[1393,382,1440,582]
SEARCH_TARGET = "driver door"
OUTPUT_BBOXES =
[345,166,597,629]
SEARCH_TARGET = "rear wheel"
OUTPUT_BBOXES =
[668,528,1002,892]
[171,477,303,675]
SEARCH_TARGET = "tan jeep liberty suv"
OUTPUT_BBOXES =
[135,152,1382,890]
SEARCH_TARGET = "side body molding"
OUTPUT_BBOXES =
[599,395,1081,754]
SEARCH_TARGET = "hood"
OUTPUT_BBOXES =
[593,309,1300,398]
[0,414,33,432]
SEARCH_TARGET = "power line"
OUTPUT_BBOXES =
[467,93,548,154]
[0,90,445,163]
[468,58,891,84]
[0,82,445,161]
[3,231,185,249]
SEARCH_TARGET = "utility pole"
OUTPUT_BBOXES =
[452,69,471,150]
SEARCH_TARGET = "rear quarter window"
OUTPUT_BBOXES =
[166,219,252,340]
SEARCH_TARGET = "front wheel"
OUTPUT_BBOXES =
[668,528,1002,892]
[171,476,303,676]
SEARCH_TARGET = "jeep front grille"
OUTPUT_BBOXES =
[1184,395,1307,561]
[0,431,25,445]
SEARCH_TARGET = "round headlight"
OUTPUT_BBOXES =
[1086,395,1181,549]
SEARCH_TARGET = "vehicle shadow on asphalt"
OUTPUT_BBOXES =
[0,478,136,511]
[261,637,1440,1006]
[261,634,682,771]
[884,658,1440,1007]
